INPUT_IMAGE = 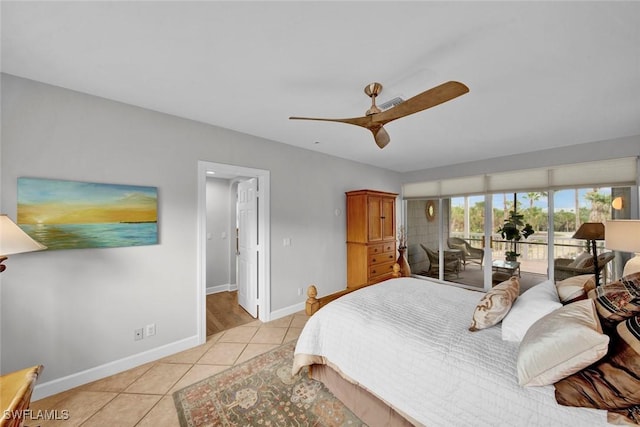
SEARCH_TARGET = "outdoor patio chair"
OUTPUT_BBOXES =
[554,251,615,282]
[447,237,484,269]
[420,244,460,278]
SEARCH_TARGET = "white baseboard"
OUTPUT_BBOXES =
[32,335,200,401]
[269,301,305,321]
[206,283,237,295]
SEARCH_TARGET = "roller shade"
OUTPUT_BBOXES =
[402,157,638,199]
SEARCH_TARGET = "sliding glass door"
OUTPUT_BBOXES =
[405,196,486,289]
[491,192,548,292]
[447,195,486,289]
[404,185,635,290]
[551,187,631,285]
[402,158,637,290]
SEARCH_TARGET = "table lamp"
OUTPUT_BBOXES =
[0,214,47,273]
[572,222,605,287]
[605,220,640,277]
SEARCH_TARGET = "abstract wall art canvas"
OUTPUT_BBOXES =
[17,177,158,250]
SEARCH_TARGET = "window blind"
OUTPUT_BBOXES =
[402,157,638,199]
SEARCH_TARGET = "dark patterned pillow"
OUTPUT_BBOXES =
[554,315,640,410]
[588,272,640,323]
[608,405,640,425]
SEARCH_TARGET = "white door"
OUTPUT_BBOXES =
[237,178,259,318]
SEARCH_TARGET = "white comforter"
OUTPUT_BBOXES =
[294,277,608,427]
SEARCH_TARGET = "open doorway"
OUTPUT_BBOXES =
[204,177,255,336]
[197,161,270,344]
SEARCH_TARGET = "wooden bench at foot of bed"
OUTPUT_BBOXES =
[305,263,401,315]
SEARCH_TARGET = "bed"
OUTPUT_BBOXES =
[293,277,611,426]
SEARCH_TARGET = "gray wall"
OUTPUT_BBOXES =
[206,177,231,288]
[0,74,402,385]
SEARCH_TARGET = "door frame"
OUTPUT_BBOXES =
[197,160,271,344]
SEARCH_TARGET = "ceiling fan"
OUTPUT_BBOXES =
[290,81,469,149]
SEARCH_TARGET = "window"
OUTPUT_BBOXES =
[404,185,635,290]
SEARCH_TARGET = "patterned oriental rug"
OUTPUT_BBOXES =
[173,340,366,426]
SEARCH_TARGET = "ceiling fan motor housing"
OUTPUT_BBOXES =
[365,82,383,115]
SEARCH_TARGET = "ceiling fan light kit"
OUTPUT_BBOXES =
[290,81,469,149]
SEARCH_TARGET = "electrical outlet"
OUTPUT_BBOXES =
[297,287,303,296]
[145,323,156,337]
[134,328,144,341]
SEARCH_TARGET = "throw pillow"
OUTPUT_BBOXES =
[555,274,595,303]
[555,314,640,410]
[502,279,562,342]
[588,272,640,323]
[517,299,609,386]
[469,276,519,332]
[607,406,640,426]
[584,278,597,294]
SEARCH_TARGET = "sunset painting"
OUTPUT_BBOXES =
[17,177,158,250]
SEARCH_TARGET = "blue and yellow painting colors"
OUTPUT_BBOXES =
[18,177,158,250]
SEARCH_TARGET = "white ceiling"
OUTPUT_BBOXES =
[2,1,639,173]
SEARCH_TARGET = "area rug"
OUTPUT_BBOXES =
[173,340,366,426]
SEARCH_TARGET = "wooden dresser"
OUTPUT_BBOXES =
[346,189,397,290]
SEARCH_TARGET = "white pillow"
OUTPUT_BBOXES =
[517,299,610,387]
[501,279,562,342]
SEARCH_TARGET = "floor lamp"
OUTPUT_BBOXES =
[0,214,47,273]
[605,220,640,277]
[572,222,605,287]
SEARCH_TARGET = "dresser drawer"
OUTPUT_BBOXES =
[368,242,395,256]
[368,251,395,266]
[369,261,396,278]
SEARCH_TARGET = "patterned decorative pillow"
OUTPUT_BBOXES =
[469,276,519,332]
[554,314,640,409]
[555,274,595,303]
[588,272,640,323]
[517,299,609,387]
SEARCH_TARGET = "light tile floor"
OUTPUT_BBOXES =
[30,312,309,426]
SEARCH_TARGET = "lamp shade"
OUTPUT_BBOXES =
[605,220,640,253]
[0,214,47,256]
[572,222,605,240]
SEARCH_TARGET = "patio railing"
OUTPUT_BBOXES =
[450,232,612,279]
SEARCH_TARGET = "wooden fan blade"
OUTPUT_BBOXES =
[372,126,390,149]
[373,81,469,125]
[289,115,371,128]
